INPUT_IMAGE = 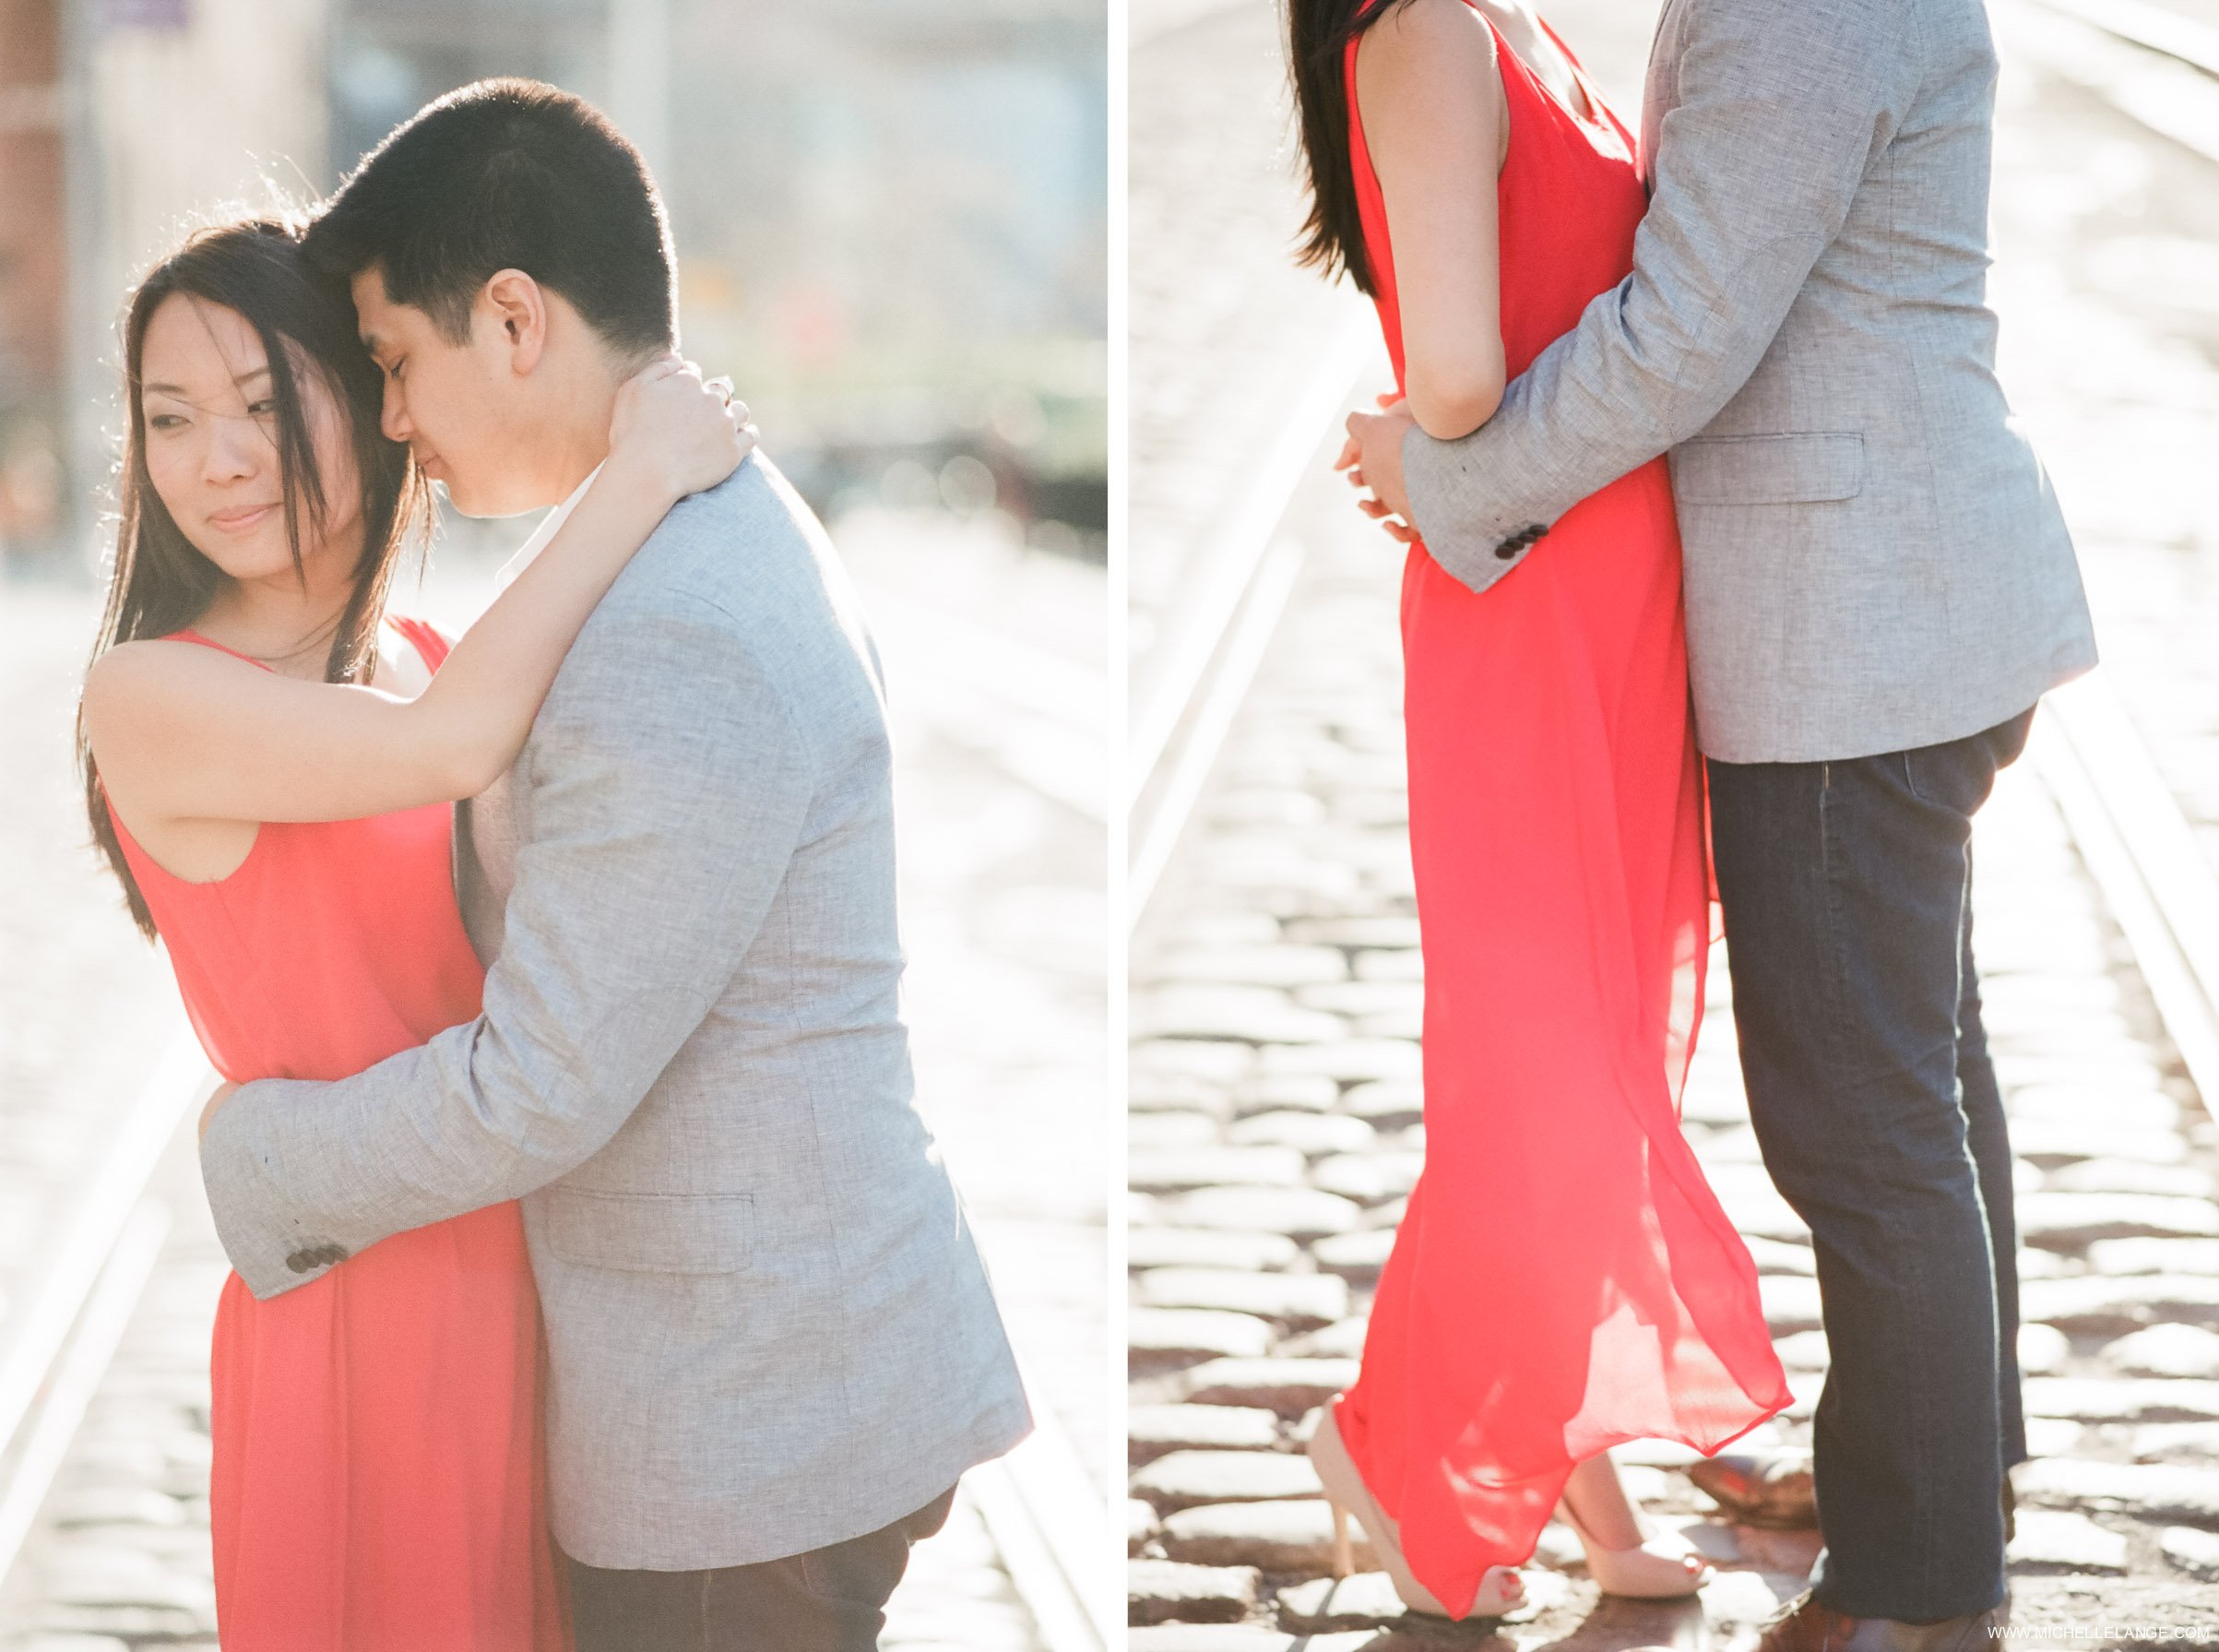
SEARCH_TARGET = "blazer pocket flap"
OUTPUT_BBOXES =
[544,1189,754,1274]
[1674,433,1865,505]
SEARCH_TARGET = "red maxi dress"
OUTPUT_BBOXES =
[1332,7,1795,1616]
[106,619,568,1651]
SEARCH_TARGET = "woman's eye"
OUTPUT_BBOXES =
[147,414,184,431]
[247,398,279,417]
[385,360,404,382]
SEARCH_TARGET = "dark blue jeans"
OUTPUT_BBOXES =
[565,1482,957,1652]
[1706,707,2035,1622]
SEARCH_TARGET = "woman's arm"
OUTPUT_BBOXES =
[1357,0,1508,440]
[85,359,749,829]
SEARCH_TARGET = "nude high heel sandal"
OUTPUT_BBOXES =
[1306,1398,1525,1619]
[1555,1461,1713,1599]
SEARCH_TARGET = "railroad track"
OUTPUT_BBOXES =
[0,1020,205,1587]
[2010,0,2219,167]
[1127,314,1379,921]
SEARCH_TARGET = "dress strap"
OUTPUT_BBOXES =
[166,619,453,676]
[165,629,274,672]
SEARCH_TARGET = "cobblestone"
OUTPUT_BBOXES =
[1127,1560,1264,1625]
[1129,1450,1323,1513]
[1157,1500,1357,1572]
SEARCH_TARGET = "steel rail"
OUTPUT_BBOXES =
[2033,671,2219,1117]
[2028,0,2219,82]
[1128,316,1379,921]
[0,1201,172,1583]
[2011,0,2219,168]
[0,1019,208,1593]
[967,1359,1116,1652]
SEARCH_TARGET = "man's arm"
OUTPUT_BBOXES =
[1394,0,1915,589]
[198,594,813,1300]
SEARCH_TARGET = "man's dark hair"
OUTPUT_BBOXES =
[305,77,675,359]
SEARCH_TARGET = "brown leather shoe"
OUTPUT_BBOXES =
[1690,1452,2016,1542]
[1746,1589,2009,1652]
[1687,1447,1815,1528]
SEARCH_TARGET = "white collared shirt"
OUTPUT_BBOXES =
[494,459,605,590]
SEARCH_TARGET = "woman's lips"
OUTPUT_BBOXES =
[205,504,277,533]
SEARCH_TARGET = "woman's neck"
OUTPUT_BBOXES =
[194,528,371,682]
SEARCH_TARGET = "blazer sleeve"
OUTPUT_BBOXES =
[1399,0,1916,590]
[197,594,815,1301]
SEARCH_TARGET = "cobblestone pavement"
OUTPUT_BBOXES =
[1129,0,2219,1644]
[0,500,1102,1650]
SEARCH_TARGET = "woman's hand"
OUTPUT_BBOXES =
[607,355,757,505]
[1336,393,1419,544]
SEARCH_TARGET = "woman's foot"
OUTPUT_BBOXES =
[1556,1451,1713,1599]
[1306,1397,1526,1619]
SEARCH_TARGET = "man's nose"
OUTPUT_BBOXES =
[381,376,411,445]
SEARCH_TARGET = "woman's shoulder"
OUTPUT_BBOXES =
[80,634,258,773]
[1354,0,1501,141]
[1361,0,1498,68]
[85,632,242,704]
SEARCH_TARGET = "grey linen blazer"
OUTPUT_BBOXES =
[1399,0,2097,763]
[198,455,1033,1570]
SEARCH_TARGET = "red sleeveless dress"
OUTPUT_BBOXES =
[1333,8,1795,1613]
[106,619,567,1651]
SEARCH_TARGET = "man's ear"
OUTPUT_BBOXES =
[481,269,549,376]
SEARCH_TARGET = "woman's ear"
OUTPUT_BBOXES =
[481,268,550,375]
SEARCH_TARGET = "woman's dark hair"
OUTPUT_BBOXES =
[1288,0,1411,297]
[303,77,676,361]
[78,215,433,939]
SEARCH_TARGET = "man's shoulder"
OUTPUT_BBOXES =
[1684,0,1912,53]
[574,458,801,634]
[635,454,820,598]
[560,453,882,721]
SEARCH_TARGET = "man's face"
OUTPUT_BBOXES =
[352,265,540,517]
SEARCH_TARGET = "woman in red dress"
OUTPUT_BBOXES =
[1284,0,1796,1619]
[76,219,747,1648]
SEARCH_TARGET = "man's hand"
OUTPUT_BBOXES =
[1336,395,1420,544]
[200,1080,239,1144]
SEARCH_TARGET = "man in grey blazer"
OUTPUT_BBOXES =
[1347,0,2094,1646]
[196,80,1031,1650]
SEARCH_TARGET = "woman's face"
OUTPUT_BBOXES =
[138,292,363,584]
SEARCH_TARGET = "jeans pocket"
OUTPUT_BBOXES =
[796,1525,909,1611]
[1902,707,2038,816]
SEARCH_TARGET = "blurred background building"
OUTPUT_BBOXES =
[0,0,1107,571]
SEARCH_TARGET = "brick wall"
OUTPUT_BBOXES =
[0,0,65,549]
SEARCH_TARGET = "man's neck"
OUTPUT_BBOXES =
[525,344,628,508]
[541,430,612,511]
